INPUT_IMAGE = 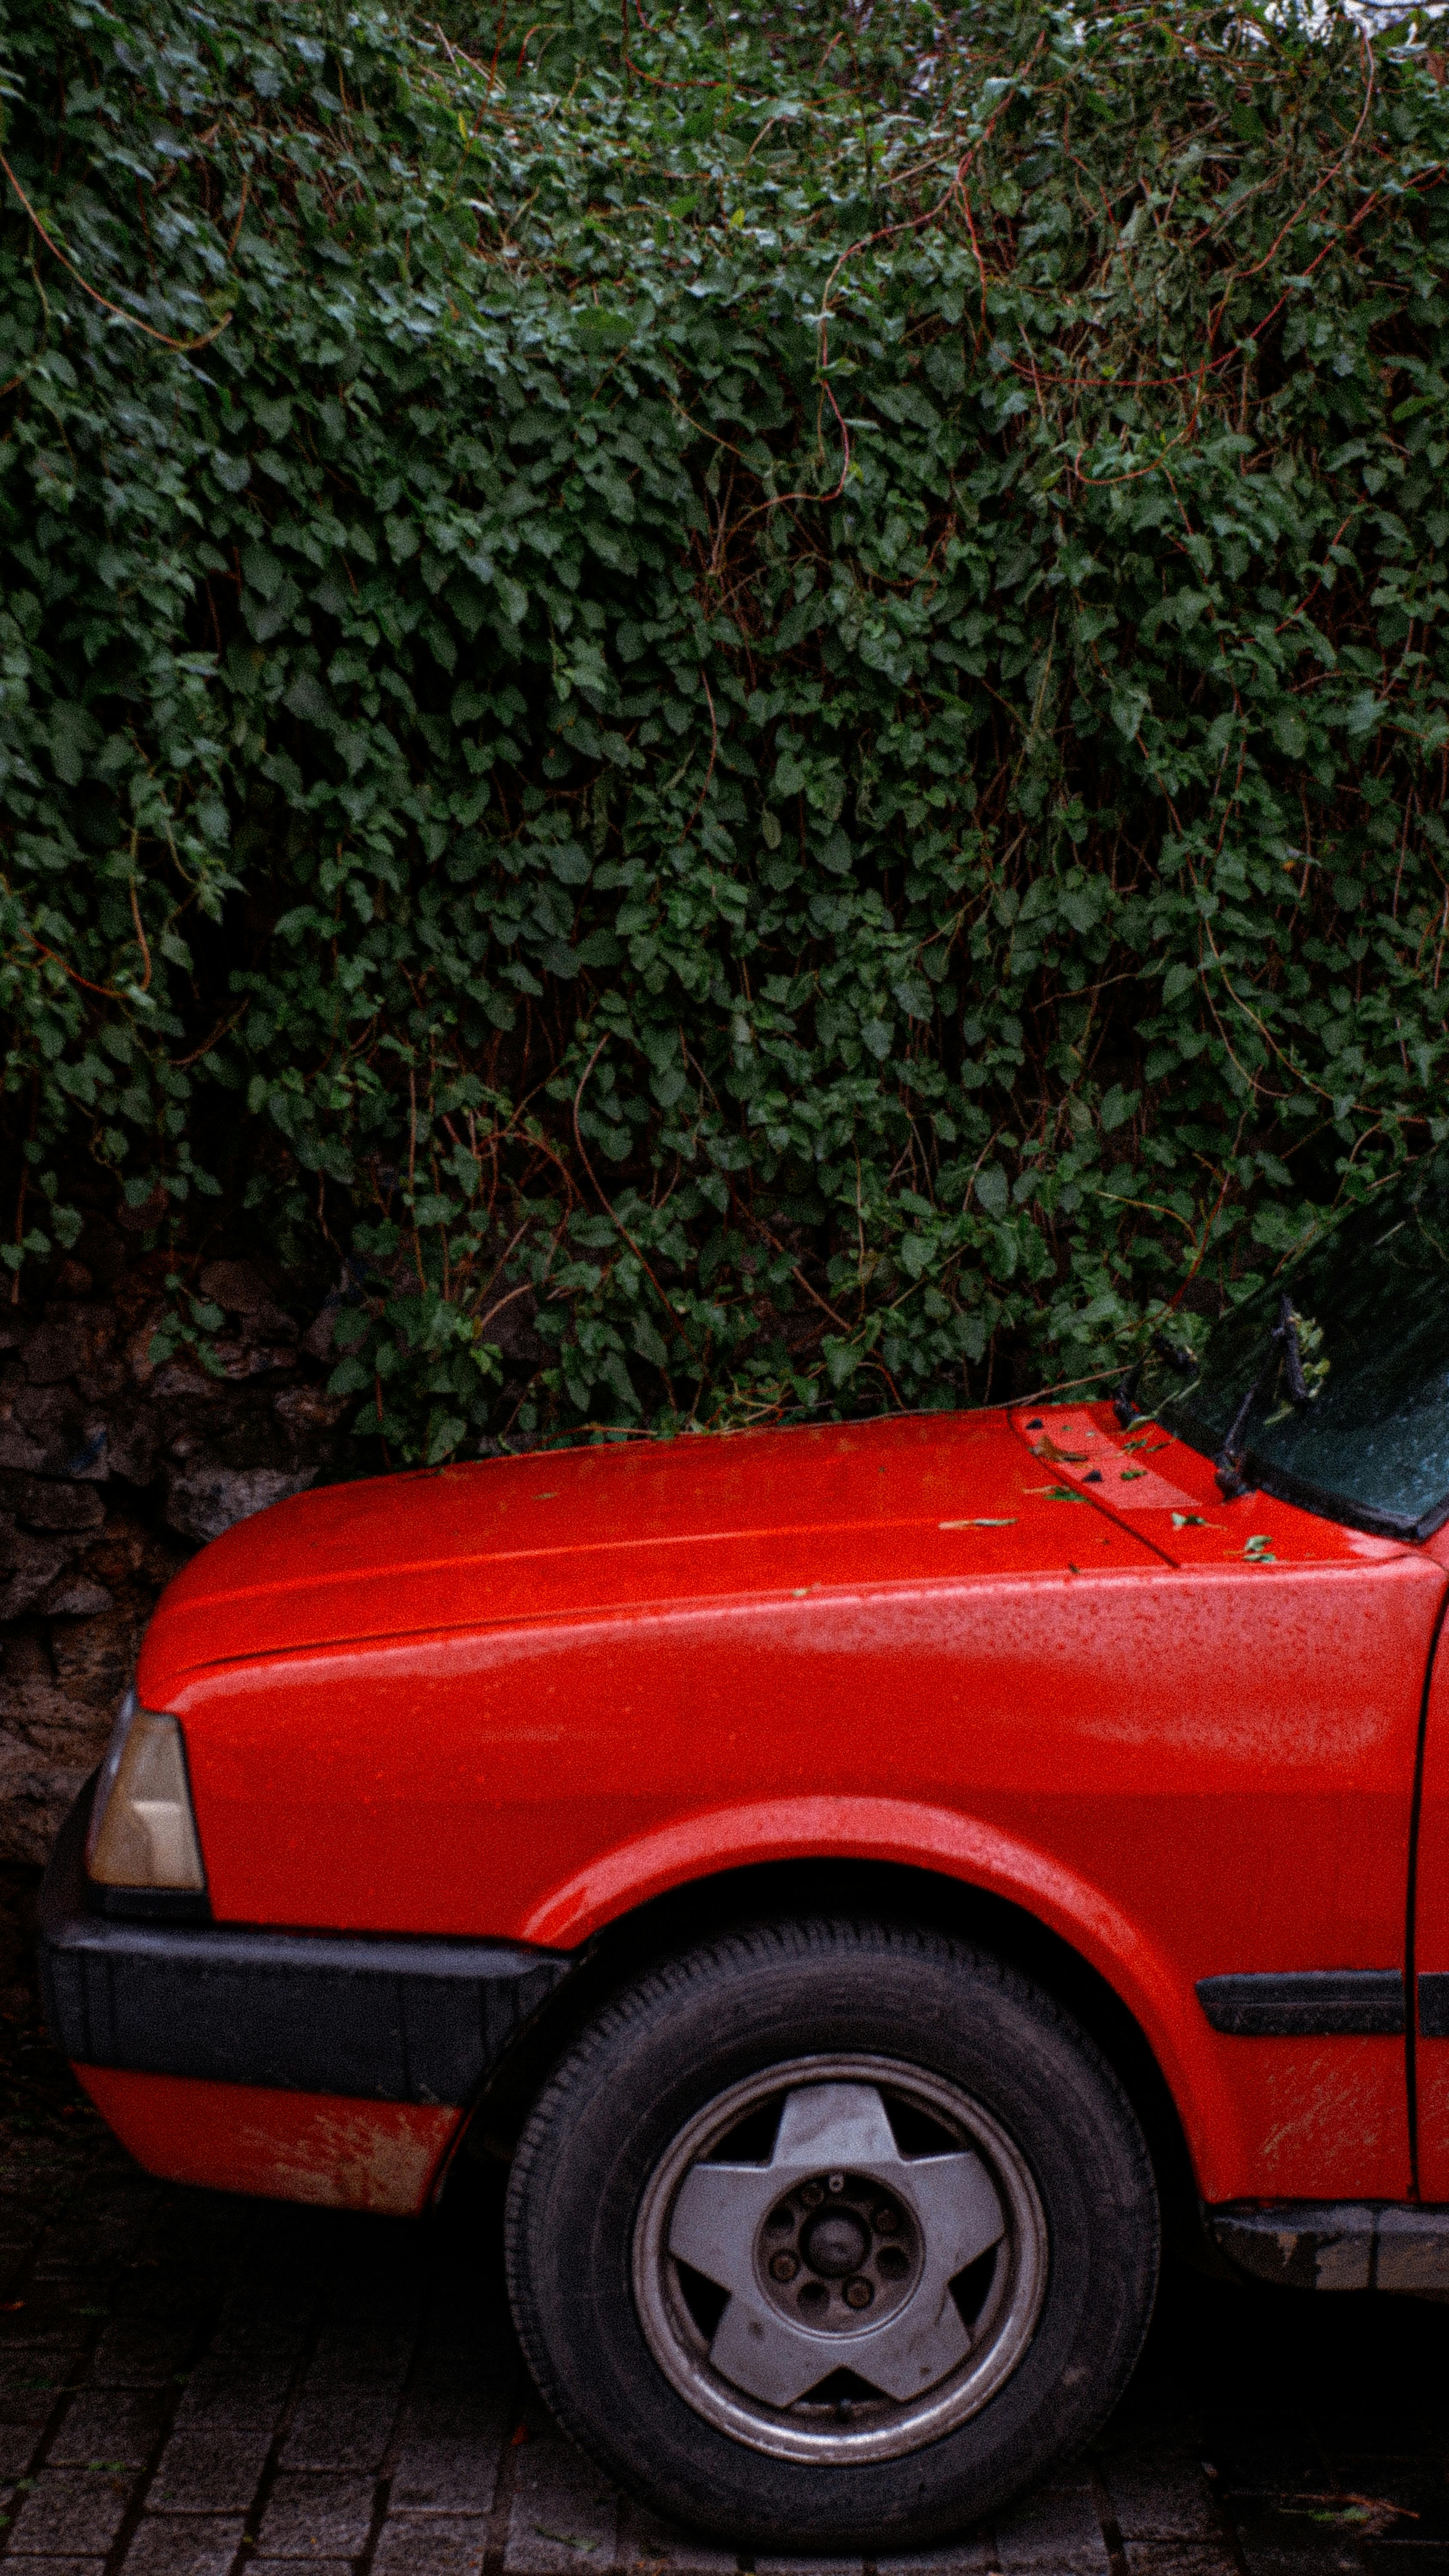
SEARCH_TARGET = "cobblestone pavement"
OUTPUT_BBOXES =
[1,1887,1447,2576]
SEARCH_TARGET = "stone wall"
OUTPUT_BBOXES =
[0,1227,352,1865]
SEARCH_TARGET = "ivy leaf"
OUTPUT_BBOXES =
[4,0,1445,1473]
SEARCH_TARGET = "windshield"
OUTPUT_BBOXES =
[1135,1160,1449,1541]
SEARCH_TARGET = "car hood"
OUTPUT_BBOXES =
[138,1406,1171,1698]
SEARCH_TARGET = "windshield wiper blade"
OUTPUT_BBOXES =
[1214,1292,1312,1499]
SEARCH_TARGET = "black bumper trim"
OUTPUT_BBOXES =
[1195,1969,1405,2038]
[39,1779,573,2108]
[1209,2200,1449,2293]
[1419,1973,1449,2038]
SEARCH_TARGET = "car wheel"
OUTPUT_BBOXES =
[504,1919,1159,2551]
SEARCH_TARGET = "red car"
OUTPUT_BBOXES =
[38,1174,1449,2551]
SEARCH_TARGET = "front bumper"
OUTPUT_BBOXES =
[39,1777,572,2108]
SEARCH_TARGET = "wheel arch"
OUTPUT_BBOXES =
[468,1856,1206,2254]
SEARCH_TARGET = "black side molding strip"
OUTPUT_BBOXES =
[1196,1970,1405,2038]
[1420,1973,1449,2038]
[1210,2199,1449,2293]
[38,1778,573,2108]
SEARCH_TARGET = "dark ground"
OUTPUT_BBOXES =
[0,1865,1446,2576]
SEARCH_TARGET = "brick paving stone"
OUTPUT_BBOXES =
[993,2483,1111,2573]
[0,2564,105,2575]
[200,2302,315,2372]
[1099,2449,1222,2543]
[0,2314,95,2362]
[278,2326,413,2475]
[0,2368,61,2421]
[87,2318,201,2392]
[1123,2548,1239,2576]
[254,2471,378,2559]
[161,2337,297,2412]
[389,2415,506,2517]
[0,2422,50,2480]
[0,2359,90,2414]
[618,2501,741,2572]
[119,2517,247,2576]
[171,2348,301,2417]
[504,2419,623,2573]
[276,2376,400,2478]
[876,2546,994,2573]
[3,2463,135,2555]
[388,2323,513,2515]
[30,2203,155,2283]
[4,2037,1449,2576]
[752,2558,871,2575]
[372,2513,490,2573]
[249,2564,353,2576]
[146,2427,289,2517]
[47,2385,170,2467]
[0,2376,85,2424]
[40,2207,155,2262]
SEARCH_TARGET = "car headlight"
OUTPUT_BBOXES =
[85,1691,206,1892]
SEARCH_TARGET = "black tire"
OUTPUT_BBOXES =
[505,1919,1159,2552]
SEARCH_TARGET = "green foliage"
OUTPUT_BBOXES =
[5,0,1449,1460]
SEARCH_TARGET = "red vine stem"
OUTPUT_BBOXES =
[739,38,1046,526]
[0,147,232,354]
[20,933,125,1001]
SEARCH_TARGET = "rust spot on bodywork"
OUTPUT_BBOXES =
[231,2099,453,2212]
[74,2066,460,2215]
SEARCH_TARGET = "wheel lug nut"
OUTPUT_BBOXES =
[828,2172,845,2193]
[844,2277,873,2309]
[769,2251,799,2282]
[875,2205,900,2233]
[801,2182,825,2209]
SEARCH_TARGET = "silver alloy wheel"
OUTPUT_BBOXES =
[632,2054,1048,2465]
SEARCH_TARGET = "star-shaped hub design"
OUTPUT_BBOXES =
[667,2081,1008,2409]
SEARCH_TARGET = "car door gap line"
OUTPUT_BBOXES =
[1404,1573,1449,2202]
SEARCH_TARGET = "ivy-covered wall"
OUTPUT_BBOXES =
[4,0,1449,1471]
